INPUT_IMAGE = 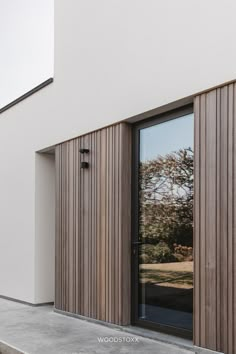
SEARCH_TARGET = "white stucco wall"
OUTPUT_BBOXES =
[35,153,55,303]
[0,0,236,303]
[0,0,54,108]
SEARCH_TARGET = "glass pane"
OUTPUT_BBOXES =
[138,113,194,332]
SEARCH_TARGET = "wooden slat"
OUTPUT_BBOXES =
[68,141,74,313]
[55,144,61,309]
[75,139,79,314]
[55,122,132,325]
[96,130,101,320]
[227,84,234,354]
[194,82,236,353]
[199,93,206,347]
[221,86,228,354]
[216,87,221,352]
[193,95,200,345]
[114,125,119,324]
[233,84,236,354]
[205,90,217,349]
[120,123,132,325]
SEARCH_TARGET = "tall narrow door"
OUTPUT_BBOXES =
[132,107,194,338]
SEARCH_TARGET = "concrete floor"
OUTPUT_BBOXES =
[0,299,208,354]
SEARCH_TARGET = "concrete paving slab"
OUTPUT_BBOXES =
[0,298,196,354]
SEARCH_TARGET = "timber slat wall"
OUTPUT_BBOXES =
[194,83,236,353]
[55,122,131,325]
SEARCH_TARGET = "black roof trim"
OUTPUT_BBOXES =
[0,78,53,114]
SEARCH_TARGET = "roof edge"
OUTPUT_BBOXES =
[0,78,53,115]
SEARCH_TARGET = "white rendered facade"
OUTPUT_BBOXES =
[0,0,236,304]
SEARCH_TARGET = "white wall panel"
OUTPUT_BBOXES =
[0,0,236,302]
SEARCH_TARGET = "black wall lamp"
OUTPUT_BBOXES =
[80,148,89,168]
[80,161,89,169]
[79,148,89,154]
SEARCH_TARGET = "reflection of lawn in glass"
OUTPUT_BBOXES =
[139,261,193,289]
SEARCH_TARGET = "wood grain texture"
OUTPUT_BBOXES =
[194,83,236,353]
[55,123,132,325]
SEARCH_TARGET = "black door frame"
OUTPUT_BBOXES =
[131,104,194,339]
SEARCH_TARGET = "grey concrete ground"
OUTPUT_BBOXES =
[0,298,213,354]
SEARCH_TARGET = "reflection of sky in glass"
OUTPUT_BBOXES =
[140,113,194,162]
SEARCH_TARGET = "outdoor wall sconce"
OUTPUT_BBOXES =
[81,161,89,169]
[79,148,89,154]
[80,148,89,168]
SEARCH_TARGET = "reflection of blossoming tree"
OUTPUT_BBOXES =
[139,148,193,259]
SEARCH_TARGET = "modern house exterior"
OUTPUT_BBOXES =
[1,1,236,353]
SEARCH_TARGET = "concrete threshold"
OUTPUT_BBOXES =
[54,309,221,354]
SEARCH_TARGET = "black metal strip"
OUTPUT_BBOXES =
[0,78,53,114]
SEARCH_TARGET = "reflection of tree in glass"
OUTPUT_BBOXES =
[139,148,193,263]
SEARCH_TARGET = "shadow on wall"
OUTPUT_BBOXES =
[35,150,55,304]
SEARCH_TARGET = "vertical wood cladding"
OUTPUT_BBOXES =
[55,123,131,325]
[194,83,236,353]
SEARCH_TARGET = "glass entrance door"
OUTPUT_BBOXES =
[132,108,194,338]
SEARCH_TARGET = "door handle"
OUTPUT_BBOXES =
[132,242,142,256]
[132,242,142,245]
